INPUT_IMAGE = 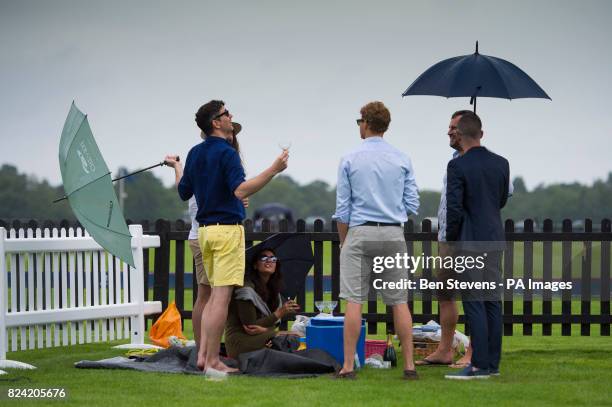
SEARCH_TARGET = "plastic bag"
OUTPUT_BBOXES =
[149,301,186,348]
[412,320,470,350]
[290,315,311,336]
[365,354,391,369]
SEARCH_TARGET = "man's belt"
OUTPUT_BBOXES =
[199,222,242,227]
[361,221,402,227]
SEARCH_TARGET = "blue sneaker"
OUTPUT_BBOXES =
[489,369,500,376]
[445,365,490,380]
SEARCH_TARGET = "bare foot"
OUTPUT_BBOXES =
[209,361,239,373]
[415,349,453,365]
[196,353,206,371]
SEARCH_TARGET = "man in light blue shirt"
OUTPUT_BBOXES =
[332,101,419,380]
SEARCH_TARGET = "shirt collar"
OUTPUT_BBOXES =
[363,136,384,143]
[205,135,230,144]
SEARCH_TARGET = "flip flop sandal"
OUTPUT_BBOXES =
[332,371,357,380]
[415,358,452,366]
[403,369,419,380]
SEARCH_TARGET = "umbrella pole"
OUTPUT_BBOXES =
[53,158,179,203]
[473,96,477,114]
[112,161,166,182]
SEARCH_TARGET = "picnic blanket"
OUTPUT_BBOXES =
[75,345,338,378]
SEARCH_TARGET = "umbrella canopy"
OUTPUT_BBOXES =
[402,42,551,112]
[59,102,135,267]
[245,234,314,299]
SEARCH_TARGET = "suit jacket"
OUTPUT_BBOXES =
[445,146,510,245]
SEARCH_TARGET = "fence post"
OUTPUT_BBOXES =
[503,219,515,336]
[405,220,415,319]
[142,220,150,305]
[153,219,171,315]
[601,219,611,336]
[331,220,341,314]
[175,220,186,325]
[561,219,572,336]
[296,220,307,313]
[523,219,534,336]
[421,219,433,322]
[581,219,592,336]
[313,219,324,305]
[278,220,289,331]
[542,219,553,336]
[128,225,146,345]
[0,228,7,361]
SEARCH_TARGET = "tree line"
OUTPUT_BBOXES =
[1,164,610,226]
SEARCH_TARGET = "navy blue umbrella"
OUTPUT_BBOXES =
[402,42,551,112]
[245,233,314,299]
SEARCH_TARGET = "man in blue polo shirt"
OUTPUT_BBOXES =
[178,100,288,377]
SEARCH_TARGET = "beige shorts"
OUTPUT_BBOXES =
[434,242,457,301]
[188,239,209,286]
[340,225,409,306]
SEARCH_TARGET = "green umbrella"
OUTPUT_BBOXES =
[58,102,134,267]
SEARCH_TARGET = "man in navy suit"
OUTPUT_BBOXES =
[444,112,510,380]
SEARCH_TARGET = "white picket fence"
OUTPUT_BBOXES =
[0,224,162,371]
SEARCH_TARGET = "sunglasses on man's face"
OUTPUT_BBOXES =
[356,118,365,126]
[258,256,278,263]
[212,110,230,120]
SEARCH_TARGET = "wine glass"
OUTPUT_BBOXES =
[277,140,292,151]
[327,301,338,315]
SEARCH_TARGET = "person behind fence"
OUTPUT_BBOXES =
[164,121,247,354]
[332,101,420,380]
[224,247,300,358]
[443,112,510,380]
[177,100,288,378]
[416,110,473,368]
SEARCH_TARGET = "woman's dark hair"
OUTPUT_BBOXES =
[230,132,242,163]
[248,248,283,311]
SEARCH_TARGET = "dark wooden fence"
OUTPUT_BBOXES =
[1,218,611,337]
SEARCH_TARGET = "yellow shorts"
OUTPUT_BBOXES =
[198,225,245,287]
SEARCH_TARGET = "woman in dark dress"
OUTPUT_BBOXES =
[224,248,300,358]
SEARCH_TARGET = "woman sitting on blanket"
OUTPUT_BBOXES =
[224,248,300,359]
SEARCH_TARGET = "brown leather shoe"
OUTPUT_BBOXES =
[403,369,419,380]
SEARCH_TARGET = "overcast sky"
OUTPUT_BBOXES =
[1,0,611,192]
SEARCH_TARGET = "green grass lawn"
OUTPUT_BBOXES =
[1,328,610,407]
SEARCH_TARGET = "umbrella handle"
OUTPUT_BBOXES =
[112,156,180,182]
[53,156,180,203]
[469,86,482,114]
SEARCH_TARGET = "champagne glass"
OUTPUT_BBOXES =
[327,301,338,315]
[277,140,292,151]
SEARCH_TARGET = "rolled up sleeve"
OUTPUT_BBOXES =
[332,158,351,224]
[177,151,193,201]
[402,158,420,216]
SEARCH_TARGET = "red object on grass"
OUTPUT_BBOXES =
[365,339,387,359]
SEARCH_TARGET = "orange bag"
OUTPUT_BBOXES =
[149,301,186,348]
